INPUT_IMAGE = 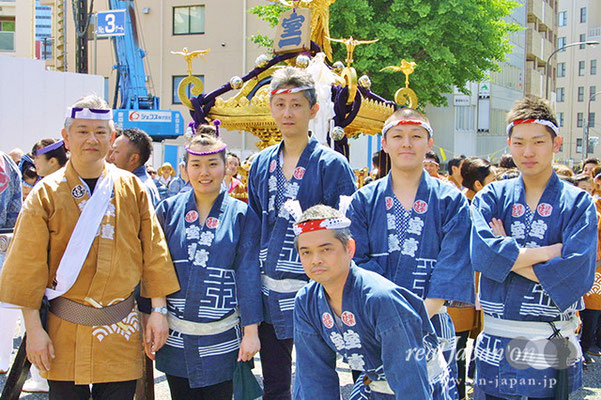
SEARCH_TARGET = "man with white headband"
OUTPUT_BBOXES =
[470,95,597,399]
[247,66,356,399]
[347,107,474,399]
[291,203,442,399]
[0,95,180,399]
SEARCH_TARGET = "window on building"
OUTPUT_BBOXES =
[580,7,587,23]
[590,113,596,128]
[578,87,585,102]
[592,60,597,75]
[172,75,205,104]
[173,6,205,35]
[558,112,564,127]
[579,34,587,49]
[557,36,566,51]
[0,19,16,52]
[558,11,567,26]
[592,86,598,102]
[556,87,565,102]
[577,138,583,153]
[579,61,586,76]
[577,112,584,128]
[557,63,566,77]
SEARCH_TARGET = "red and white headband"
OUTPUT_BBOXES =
[270,86,313,96]
[382,119,433,137]
[67,107,113,120]
[506,119,559,136]
[285,198,352,236]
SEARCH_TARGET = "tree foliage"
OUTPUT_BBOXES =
[250,0,519,107]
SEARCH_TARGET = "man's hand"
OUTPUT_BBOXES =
[544,243,563,260]
[25,326,54,372]
[238,324,260,362]
[489,218,507,237]
[145,312,168,360]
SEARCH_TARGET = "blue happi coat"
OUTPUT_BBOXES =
[470,172,597,399]
[154,189,263,388]
[347,172,474,374]
[133,165,161,207]
[248,135,356,339]
[294,263,448,400]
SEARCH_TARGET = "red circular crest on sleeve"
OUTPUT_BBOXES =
[205,217,219,229]
[293,167,306,180]
[341,311,356,326]
[537,203,553,217]
[269,160,277,173]
[185,210,198,223]
[322,312,334,329]
[385,197,393,210]
[413,200,428,214]
[512,204,525,218]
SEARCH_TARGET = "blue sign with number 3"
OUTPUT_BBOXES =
[96,10,126,37]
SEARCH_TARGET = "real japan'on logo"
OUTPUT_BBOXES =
[322,312,334,329]
[413,200,428,214]
[385,197,393,210]
[537,203,553,217]
[512,204,525,218]
[293,167,306,180]
[205,217,219,229]
[341,311,356,326]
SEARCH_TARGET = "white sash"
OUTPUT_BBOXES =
[45,167,115,300]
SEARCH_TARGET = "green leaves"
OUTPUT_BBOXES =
[250,0,518,107]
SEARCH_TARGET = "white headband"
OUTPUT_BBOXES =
[67,107,113,120]
[270,86,313,96]
[382,119,433,137]
[506,119,559,136]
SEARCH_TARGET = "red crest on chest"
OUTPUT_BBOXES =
[537,203,553,217]
[512,204,525,218]
[269,160,277,173]
[413,200,428,214]
[385,197,393,210]
[341,311,356,326]
[293,167,306,180]
[185,210,198,223]
[322,312,334,329]
[206,217,219,229]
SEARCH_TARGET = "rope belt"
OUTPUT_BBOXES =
[261,275,307,293]
[168,310,240,336]
[49,294,134,326]
[483,314,579,340]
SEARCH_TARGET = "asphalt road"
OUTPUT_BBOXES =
[1,332,600,399]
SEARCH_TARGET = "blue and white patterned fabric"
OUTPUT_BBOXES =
[248,135,356,339]
[470,172,597,399]
[154,188,263,388]
[0,152,22,230]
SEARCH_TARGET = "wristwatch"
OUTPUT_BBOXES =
[151,307,168,316]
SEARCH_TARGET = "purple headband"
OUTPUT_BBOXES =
[35,140,65,156]
[67,107,113,120]
[185,144,228,156]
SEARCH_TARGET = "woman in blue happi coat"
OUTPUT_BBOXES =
[152,132,263,399]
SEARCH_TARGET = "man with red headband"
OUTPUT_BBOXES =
[470,96,597,399]
[0,95,180,399]
[347,108,473,399]
[291,203,445,399]
[247,66,356,399]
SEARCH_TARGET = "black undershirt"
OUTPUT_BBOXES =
[83,178,99,194]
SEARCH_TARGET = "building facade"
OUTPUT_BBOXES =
[0,0,35,57]
[555,0,601,165]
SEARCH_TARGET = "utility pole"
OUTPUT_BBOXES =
[75,0,89,73]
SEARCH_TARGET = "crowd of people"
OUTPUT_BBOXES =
[0,66,599,400]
